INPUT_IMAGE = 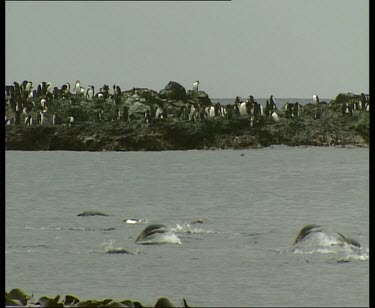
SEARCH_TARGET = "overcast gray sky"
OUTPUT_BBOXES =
[6,0,368,98]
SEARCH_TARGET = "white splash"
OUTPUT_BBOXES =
[136,232,182,245]
[173,223,216,234]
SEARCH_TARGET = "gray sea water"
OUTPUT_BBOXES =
[5,147,369,307]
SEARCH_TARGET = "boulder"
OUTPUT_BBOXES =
[334,92,361,105]
[186,89,212,106]
[159,81,187,101]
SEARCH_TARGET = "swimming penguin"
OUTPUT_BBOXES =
[135,224,181,245]
[77,211,109,216]
[135,224,167,242]
[336,232,361,248]
[293,224,322,245]
[192,80,199,92]
[123,218,142,224]
[191,218,204,224]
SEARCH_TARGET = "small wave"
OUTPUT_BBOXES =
[25,226,116,232]
[25,226,63,231]
[101,240,140,254]
[6,249,42,254]
[292,247,339,255]
[25,226,49,230]
[337,254,369,263]
[7,245,49,249]
[67,227,116,232]
[173,223,216,234]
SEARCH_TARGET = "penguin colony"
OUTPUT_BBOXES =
[4,80,370,128]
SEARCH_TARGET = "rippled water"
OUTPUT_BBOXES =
[5,147,369,307]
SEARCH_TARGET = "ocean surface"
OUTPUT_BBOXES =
[5,147,369,307]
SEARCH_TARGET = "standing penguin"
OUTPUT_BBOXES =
[52,113,59,125]
[313,95,320,105]
[270,95,277,111]
[67,116,74,127]
[86,85,94,101]
[271,111,280,122]
[192,80,199,92]
[73,80,81,96]
[61,83,71,95]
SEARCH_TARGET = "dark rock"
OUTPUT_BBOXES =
[63,294,80,306]
[154,297,175,308]
[159,81,187,101]
[186,89,212,106]
[7,288,31,305]
[334,92,361,105]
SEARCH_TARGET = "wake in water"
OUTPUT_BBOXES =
[172,223,217,235]
[101,239,140,255]
[25,226,116,232]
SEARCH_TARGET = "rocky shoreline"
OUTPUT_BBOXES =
[5,81,369,151]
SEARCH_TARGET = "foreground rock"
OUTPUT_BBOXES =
[5,288,191,307]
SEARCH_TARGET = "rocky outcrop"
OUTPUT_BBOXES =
[5,88,369,151]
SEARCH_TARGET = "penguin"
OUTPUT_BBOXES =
[61,83,71,95]
[24,115,32,125]
[293,102,300,117]
[192,80,199,92]
[40,98,47,109]
[271,111,280,122]
[40,81,48,96]
[36,84,42,97]
[46,82,52,93]
[67,116,74,127]
[25,81,33,93]
[52,113,59,125]
[145,110,151,124]
[73,80,81,96]
[122,106,129,122]
[270,95,277,111]
[95,92,104,100]
[313,94,320,105]
[86,85,94,101]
